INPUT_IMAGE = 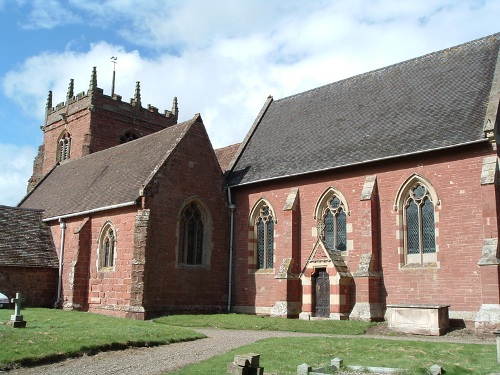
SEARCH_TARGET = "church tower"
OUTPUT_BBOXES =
[28,67,179,191]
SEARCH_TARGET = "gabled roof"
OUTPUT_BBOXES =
[0,206,58,267]
[215,143,241,172]
[19,115,202,219]
[228,34,500,186]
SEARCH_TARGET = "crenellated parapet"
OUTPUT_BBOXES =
[45,67,178,128]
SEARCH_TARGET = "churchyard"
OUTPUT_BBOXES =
[0,309,498,374]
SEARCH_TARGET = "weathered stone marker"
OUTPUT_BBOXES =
[8,292,26,328]
[227,353,263,375]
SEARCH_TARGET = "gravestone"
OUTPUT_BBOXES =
[8,292,26,328]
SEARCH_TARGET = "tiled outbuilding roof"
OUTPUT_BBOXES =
[215,143,241,172]
[0,206,58,267]
[19,115,201,219]
[228,34,500,186]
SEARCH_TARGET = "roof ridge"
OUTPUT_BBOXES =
[274,32,500,104]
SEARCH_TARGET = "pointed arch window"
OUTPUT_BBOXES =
[58,132,71,162]
[316,193,347,251]
[98,223,116,270]
[255,204,274,269]
[404,183,436,257]
[179,202,204,265]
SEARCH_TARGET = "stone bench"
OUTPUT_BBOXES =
[386,304,450,336]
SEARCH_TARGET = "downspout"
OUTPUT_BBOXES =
[227,187,236,313]
[55,219,66,308]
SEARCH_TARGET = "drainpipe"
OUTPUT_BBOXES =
[55,218,66,308]
[227,187,236,313]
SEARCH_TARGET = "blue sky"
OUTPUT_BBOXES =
[0,0,499,206]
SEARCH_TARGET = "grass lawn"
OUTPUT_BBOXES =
[154,313,374,335]
[1,310,497,374]
[168,336,498,375]
[0,308,203,370]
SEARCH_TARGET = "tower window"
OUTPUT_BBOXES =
[58,132,71,162]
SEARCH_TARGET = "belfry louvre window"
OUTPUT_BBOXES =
[98,223,116,270]
[256,204,274,269]
[179,202,204,265]
[321,196,347,251]
[120,130,140,144]
[58,132,71,162]
[404,183,436,257]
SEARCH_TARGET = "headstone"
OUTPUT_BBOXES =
[297,363,312,375]
[227,353,263,375]
[429,364,443,375]
[8,292,26,328]
[330,358,343,370]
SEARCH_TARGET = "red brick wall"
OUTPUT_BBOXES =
[49,207,140,318]
[0,266,58,307]
[142,121,230,317]
[39,90,177,178]
[231,143,497,318]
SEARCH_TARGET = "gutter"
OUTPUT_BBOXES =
[228,138,490,188]
[227,187,236,313]
[43,201,137,222]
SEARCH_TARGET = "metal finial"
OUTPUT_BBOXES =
[111,57,117,97]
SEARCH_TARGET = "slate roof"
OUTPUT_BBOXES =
[0,206,58,267]
[228,34,500,186]
[215,143,241,172]
[19,115,200,219]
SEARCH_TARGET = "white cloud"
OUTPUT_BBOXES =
[23,0,81,29]
[0,144,37,206]
[3,0,500,152]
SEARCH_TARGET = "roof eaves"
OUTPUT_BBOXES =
[228,138,490,188]
[42,200,137,222]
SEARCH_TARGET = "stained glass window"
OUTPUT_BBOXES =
[404,183,436,261]
[321,194,347,251]
[255,203,274,269]
[180,202,204,265]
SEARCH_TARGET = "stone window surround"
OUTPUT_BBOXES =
[57,130,71,163]
[97,221,117,272]
[248,198,277,274]
[393,174,440,269]
[312,187,353,254]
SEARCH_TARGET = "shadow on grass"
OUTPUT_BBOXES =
[2,336,205,371]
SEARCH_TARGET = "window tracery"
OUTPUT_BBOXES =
[404,182,436,258]
[316,190,348,252]
[255,204,274,269]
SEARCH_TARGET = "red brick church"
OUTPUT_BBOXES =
[2,34,499,331]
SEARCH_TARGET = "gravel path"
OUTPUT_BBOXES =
[3,328,496,375]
